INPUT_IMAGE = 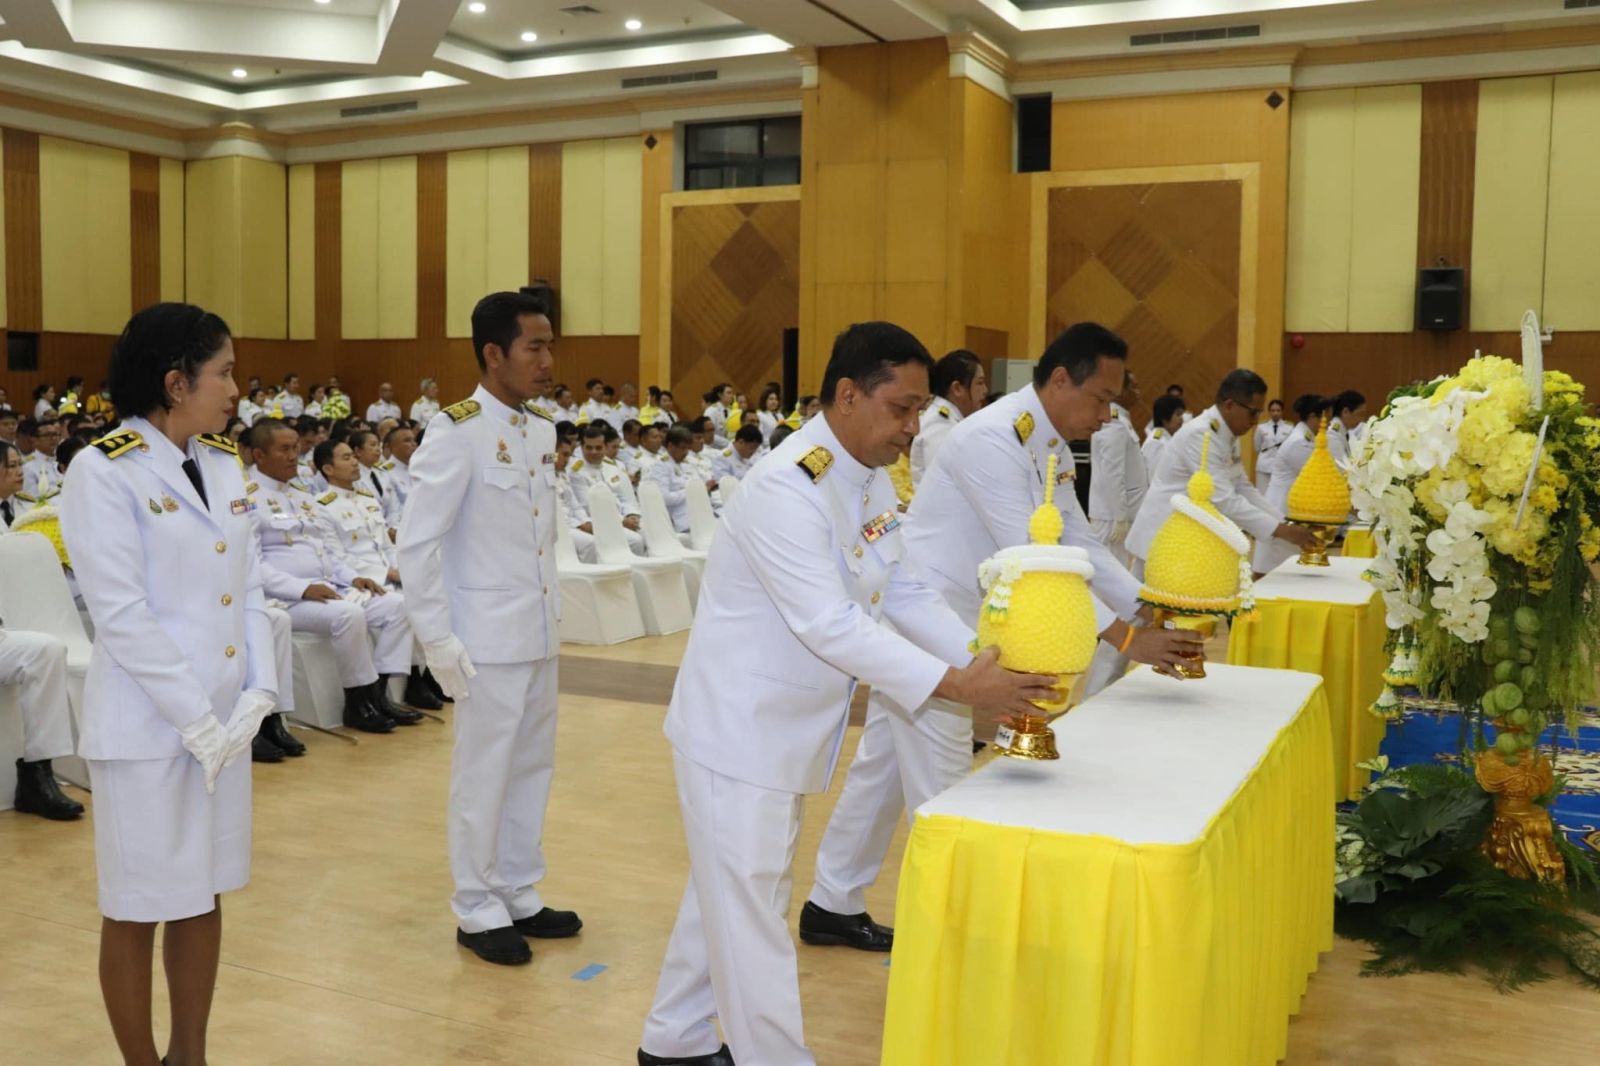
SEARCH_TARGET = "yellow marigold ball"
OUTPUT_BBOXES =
[976,569,1097,713]
[1142,510,1239,608]
[1286,428,1351,524]
[11,508,71,568]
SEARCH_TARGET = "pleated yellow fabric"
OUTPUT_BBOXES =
[881,686,1334,1066]
[1342,527,1376,558]
[1226,594,1387,799]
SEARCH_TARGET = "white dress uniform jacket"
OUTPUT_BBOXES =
[1127,405,1281,561]
[1141,427,1172,481]
[1327,416,1352,470]
[909,399,963,486]
[1087,402,1148,562]
[1253,418,1290,491]
[277,393,305,419]
[711,446,756,481]
[410,396,441,423]
[358,461,402,527]
[60,420,277,761]
[366,399,401,423]
[646,455,696,533]
[382,459,412,512]
[569,457,640,518]
[318,485,396,583]
[702,402,731,446]
[1253,422,1317,573]
[24,452,61,499]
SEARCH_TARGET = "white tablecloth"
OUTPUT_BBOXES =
[1252,554,1374,605]
[917,663,1324,844]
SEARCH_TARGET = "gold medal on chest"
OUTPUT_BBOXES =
[161,495,179,513]
[148,498,162,514]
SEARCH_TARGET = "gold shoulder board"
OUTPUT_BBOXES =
[938,405,951,419]
[443,399,481,423]
[354,486,375,498]
[1013,411,1034,445]
[1209,418,1221,433]
[317,491,337,505]
[797,446,833,482]
[92,429,144,460]
[196,433,238,456]
[570,459,583,471]
[523,401,554,422]
[245,481,260,494]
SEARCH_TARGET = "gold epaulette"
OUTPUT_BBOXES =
[92,429,144,459]
[937,404,951,419]
[570,459,584,471]
[722,447,733,457]
[318,491,337,505]
[523,401,554,422]
[443,399,481,423]
[797,446,833,482]
[244,481,260,495]
[1014,412,1034,445]
[377,460,394,471]
[15,492,36,503]
[196,433,238,456]
[1209,417,1222,433]
[354,486,375,498]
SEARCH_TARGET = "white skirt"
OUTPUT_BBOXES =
[88,754,252,922]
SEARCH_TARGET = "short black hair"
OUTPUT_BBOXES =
[1333,389,1366,416]
[599,421,619,442]
[0,440,18,465]
[1292,393,1326,421]
[18,417,39,436]
[1033,322,1127,388]
[283,372,298,384]
[820,322,933,404]
[703,383,730,404]
[384,425,414,446]
[108,302,232,418]
[295,416,319,434]
[0,409,17,423]
[1216,369,1268,405]
[665,425,693,448]
[554,420,578,444]
[931,349,983,398]
[1152,394,1185,427]
[602,385,616,399]
[769,424,795,449]
[1167,384,1184,395]
[689,416,713,434]
[734,424,763,445]
[313,439,346,474]
[56,436,88,470]
[580,423,607,441]
[348,429,377,453]
[249,417,296,454]
[471,291,549,370]
[1269,397,1283,408]
[585,378,603,390]
[555,385,572,401]
[622,419,642,434]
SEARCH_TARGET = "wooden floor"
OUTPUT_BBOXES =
[1,631,1593,1064]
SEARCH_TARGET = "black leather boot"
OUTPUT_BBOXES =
[262,712,306,756]
[252,733,285,762]
[13,758,84,820]
[343,685,394,733]
[421,666,451,703]
[403,666,443,711]
[369,679,424,725]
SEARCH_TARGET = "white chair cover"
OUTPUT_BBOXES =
[684,478,719,553]
[555,502,646,645]
[637,481,707,605]
[587,484,692,635]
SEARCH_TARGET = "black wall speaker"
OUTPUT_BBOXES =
[1016,94,1052,173]
[1416,267,1464,331]
[6,331,38,372]
[521,280,559,332]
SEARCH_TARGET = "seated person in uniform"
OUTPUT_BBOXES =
[646,425,701,535]
[636,422,666,473]
[569,424,645,554]
[314,440,401,587]
[713,423,763,481]
[554,439,599,563]
[769,423,795,450]
[0,440,24,529]
[2,628,87,822]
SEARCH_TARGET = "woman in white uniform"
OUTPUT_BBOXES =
[60,302,278,1066]
[1252,393,1328,574]
[701,382,733,447]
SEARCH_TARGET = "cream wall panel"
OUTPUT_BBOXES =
[1348,84,1422,332]
[600,136,641,335]
[1284,89,1354,333]
[446,149,489,338]
[483,146,529,297]
[185,158,238,326]
[1542,71,1600,331]
[40,136,131,334]
[236,157,286,339]
[0,134,7,327]
[376,156,418,340]
[288,163,315,339]
[560,140,606,336]
[1471,76,1553,331]
[341,158,381,340]
[159,157,185,303]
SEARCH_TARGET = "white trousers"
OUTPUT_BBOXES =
[642,751,812,1066]
[449,658,558,933]
[284,590,412,687]
[1088,516,1133,569]
[265,606,294,713]
[0,629,73,762]
[571,528,598,564]
[808,692,971,915]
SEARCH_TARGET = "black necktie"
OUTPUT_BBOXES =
[1,498,12,525]
[182,457,209,508]
[370,470,384,497]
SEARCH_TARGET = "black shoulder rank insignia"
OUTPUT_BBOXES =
[1013,412,1034,445]
[1209,417,1221,433]
[196,433,238,456]
[938,404,951,419]
[317,491,337,505]
[92,429,144,459]
[444,399,481,423]
[523,401,553,422]
[797,446,833,482]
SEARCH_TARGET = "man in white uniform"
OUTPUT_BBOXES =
[554,440,600,563]
[0,619,83,819]
[349,429,401,529]
[410,378,441,424]
[277,373,305,419]
[909,349,987,487]
[24,419,63,500]
[711,423,762,481]
[569,424,645,554]
[646,426,702,535]
[365,382,401,425]
[578,378,611,427]
[247,422,429,733]
[381,425,416,513]
[1328,389,1367,471]
[803,325,1200,952]
[614,383,641,426]
[1253,398,1289,492]
[638,322,1058,1066]
[1128,369,1317,581]
[316,442,400,585]
[397,291,579,967]
[1087,369,1147,568]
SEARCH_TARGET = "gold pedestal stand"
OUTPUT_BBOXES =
[1152,610,1217,679]
[1475,747,1566,882]
[993,673,1080,761]
[1290,521,1340,567]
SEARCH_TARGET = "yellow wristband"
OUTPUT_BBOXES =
[1118,624,1137,654]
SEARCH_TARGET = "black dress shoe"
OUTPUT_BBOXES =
[637,1044,734,1066]
[251,733,285,763]
[369,681,424,725]
[512,907,583,939]
[456,926,531,966]
[972,739,987,754]
[262,712,306,756]
[403,667,443,711]
[422,666,452,703]
[342,688,394,734]
[798,901,893,952]
[13,758,84,821]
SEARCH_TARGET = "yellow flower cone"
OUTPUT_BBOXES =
[1286,426,1351,525]
[1140,433,1250,616]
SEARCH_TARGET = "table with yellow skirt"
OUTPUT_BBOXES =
[1343,526,1376,558]
[881,665,1333,1066]
[1226,554,1388,800]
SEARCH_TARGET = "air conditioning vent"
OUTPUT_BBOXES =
[1131,23,1261,47]
[339,100,419,119]
[561,4,603,14]
[1565,0,1600,10]
[621,69,718,89]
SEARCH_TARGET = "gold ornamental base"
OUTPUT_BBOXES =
[1153,610,1217,679]
[993,673,1081,761]
[1474,748,1566,883]
[1291,521,1339,567]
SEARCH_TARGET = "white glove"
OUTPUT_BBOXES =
[176,714,229,795]
[223,689,278,767]
[423,635,477,701]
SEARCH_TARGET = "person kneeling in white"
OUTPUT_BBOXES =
[637,321,1057,1066]
[397,291,580,967]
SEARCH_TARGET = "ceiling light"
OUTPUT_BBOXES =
[468,2,486,13]
[521,30,537,42]
[232,67,248,78]
[315,0,331,5]
[625,18,642,31]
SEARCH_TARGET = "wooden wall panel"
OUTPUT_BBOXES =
[637,130,671,389]
[313,162,341,346]
[1416,80,1477,272]
[670,199,800,407]
[1046,181,1241,432]
[129,153,160,312]
[528,142,562,287]
[4,129,41,332]
[415,153,446,341]
[158,157,184,303]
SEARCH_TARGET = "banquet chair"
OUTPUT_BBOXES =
[717,474,740,509]
[555,504,646,645]
[637,481,707,606]
[684,478,719,553]
[587,484,692,635]
[290,632,351,731]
